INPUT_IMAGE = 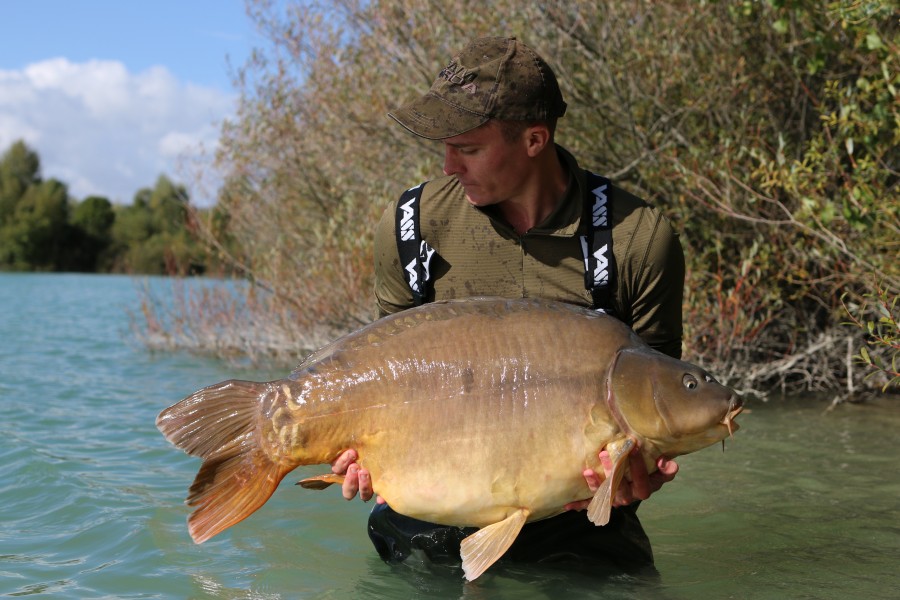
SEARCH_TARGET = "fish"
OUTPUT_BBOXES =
[157,297,742,581]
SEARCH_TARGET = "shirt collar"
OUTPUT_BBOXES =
[475,144,585,237]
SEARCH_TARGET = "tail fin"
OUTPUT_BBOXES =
[156,379,292,543]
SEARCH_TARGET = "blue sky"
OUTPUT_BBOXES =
[0,0,263,205]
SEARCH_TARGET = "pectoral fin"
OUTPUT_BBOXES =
[296,474,345,490]
[460,508,530,581]
[587,437,635,526]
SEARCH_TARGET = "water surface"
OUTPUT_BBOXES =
[1,273,898,598]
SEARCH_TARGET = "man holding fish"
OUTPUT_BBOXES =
[334,36,685,571]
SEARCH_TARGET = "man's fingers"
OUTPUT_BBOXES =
[597,449,632,507]
[656,456,679,479]
[598,450,613,477]
[646,456,679,494]
[333,449,375,502]
[594,448,679,508]
[358,468,373,502]
[332,449,358,474]
[613,486,633,507]
[342,463,360,500]
[583,468,602,492]
[628,450,651,501]
[567,467,603,512]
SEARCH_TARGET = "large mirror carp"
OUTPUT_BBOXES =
[157,297,742,580]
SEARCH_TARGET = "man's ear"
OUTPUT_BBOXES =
[524,124,551,157]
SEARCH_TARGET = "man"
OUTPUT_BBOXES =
[333,36,684,571]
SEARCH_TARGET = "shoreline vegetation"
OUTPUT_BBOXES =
[5,1,897,400]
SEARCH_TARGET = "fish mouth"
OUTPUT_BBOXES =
[721,395,744,438]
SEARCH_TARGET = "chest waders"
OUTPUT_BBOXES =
[394,172,615,313]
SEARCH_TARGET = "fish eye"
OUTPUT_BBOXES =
[683,374,699,390]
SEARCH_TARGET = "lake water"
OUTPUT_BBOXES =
[1,272,898,599]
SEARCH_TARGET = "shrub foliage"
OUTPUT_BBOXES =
[177,0,897,393]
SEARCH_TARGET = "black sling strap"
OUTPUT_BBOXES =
[396,173,614,311]
[580,172,615,314]
[395,183,435,306]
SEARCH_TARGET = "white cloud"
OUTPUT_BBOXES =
[0,58,235,205]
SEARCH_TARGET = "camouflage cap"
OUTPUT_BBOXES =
[389,37,567,140]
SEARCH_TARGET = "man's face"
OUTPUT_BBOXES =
[441,122,530,207]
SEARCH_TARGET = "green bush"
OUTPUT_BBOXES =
[167,0,899,393]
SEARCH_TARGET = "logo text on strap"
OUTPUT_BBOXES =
[592,183,608,227]
[592,244,609,287]
[399,196,417,242]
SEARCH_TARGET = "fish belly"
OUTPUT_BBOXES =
[366,441,594,527]
[350,381,609,527]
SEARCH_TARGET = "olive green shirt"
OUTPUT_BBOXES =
[374,146,685,358]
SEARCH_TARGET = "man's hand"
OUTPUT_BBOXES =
[564,448,678,511]
[331,449,382,503]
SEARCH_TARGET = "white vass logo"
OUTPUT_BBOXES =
[399,196,417,242]
[581,182,610,288]
[591,182,608,227]
[399,191,435,294]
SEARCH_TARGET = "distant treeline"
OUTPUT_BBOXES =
[0,140,227,275]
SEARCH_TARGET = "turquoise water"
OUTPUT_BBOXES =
[1,272,898,599]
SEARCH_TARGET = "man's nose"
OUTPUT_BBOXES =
[443,147,462,176]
